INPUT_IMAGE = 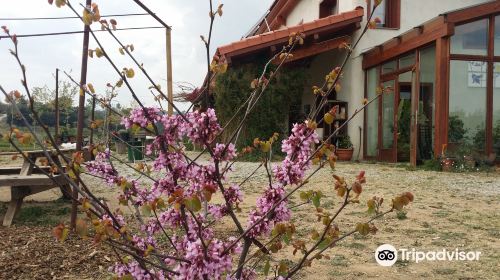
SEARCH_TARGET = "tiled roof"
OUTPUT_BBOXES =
[217,8,364,62]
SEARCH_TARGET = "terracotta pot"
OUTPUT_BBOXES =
[336,148,354,161]
[441,158,455,172]
[463,156,476,169]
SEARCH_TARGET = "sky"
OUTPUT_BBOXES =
[0,0,273,111]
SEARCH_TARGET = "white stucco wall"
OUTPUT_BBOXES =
[349,0,488,55]
[285,0,489,160]
[287,0,323,26]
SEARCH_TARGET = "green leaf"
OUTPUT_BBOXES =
[122,275,134,280]
[278,261,288,276]
[141,204,152,216]
[263,260,270,276]
[299,191,308,201]
[356,223,370,236]
[126,68,135,78]
[311,229,319,240]
[283,231,291,245]
[312,193,321,208]
[185,196,202,212]
[317,237,332,250]
[367,199,376,214]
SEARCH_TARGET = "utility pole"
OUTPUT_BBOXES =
[132,0,173,115]
[166,28,173,115]
[55,68,59,141]
[73,0,92,229]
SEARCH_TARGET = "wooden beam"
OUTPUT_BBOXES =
[363,23,453,69]
[434,37,450,157]
[0,174,64,187]
[486,15,495,156]
[280,36,350,63]
[227,18,360,60]
[445,1,500,23]
[269,0,299,30]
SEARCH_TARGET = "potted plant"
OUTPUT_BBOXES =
[439,144,455,172]
[336,135,354,161]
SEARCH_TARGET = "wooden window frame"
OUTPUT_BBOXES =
[367,0,401,29]
[319,0,338,19]
[448,15,497,158]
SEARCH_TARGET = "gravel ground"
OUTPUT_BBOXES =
[0,152,499,279]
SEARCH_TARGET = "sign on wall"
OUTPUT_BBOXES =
[467,61,500,88]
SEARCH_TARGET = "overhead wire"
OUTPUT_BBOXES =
[0,26,165,39]
[0,13,149,21]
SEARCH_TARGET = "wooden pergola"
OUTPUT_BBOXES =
[362,1,500,165]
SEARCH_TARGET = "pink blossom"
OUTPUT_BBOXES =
[247,184,290,238]
[273,123,318,185]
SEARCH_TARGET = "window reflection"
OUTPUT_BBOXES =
[451,19,488,56]
[366,68,379,156]
[448,60,487,153]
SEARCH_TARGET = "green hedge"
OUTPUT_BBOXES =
[214,60,308,151]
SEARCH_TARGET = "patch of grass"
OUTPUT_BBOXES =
[394,163,409,169]
[486,229,500,238]
[432,210,451,218]
[343,242,367,250]
[330,255,349,266]
[431,239,448,247]
[440,231,466,240]
[422,228,438,235]
[394,259,410,267]
[419,159,442,171]
[433,268,457,275]
[405,166,417,171]
[321,200,334,209]
[0,199,71,226]
[353,234,369,240]
[469,224,485,230]
[396,211,407,220]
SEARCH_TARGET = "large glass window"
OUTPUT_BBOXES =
[370,0,400,29]
[382,80,395,149]
[449,60,487,151]
[451,19,488,56]
[495,16,500,56]
[372,0,387,27]
[494,63,500,159]
[366,68,379,156]
[397,72,412,161]
[419,47,436,160]
[399,53,415,69]
[381,60,397,74]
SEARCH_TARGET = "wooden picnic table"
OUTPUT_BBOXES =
[0,148,74,226]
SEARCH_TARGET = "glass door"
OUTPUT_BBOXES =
[378,79,397,162]
[378,71,417,163]
[397,72,413,163]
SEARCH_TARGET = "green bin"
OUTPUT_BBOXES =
[127,140,144,162]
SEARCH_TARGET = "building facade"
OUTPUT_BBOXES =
[214,0,500,165]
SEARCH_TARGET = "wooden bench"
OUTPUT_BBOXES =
[0,166,52,175]
[0,174,67,226]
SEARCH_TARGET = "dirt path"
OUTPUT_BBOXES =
[1,154,499,279]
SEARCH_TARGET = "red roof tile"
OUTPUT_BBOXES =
[217,8,364,62]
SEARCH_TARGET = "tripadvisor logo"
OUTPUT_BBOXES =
[375,244,481,266]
